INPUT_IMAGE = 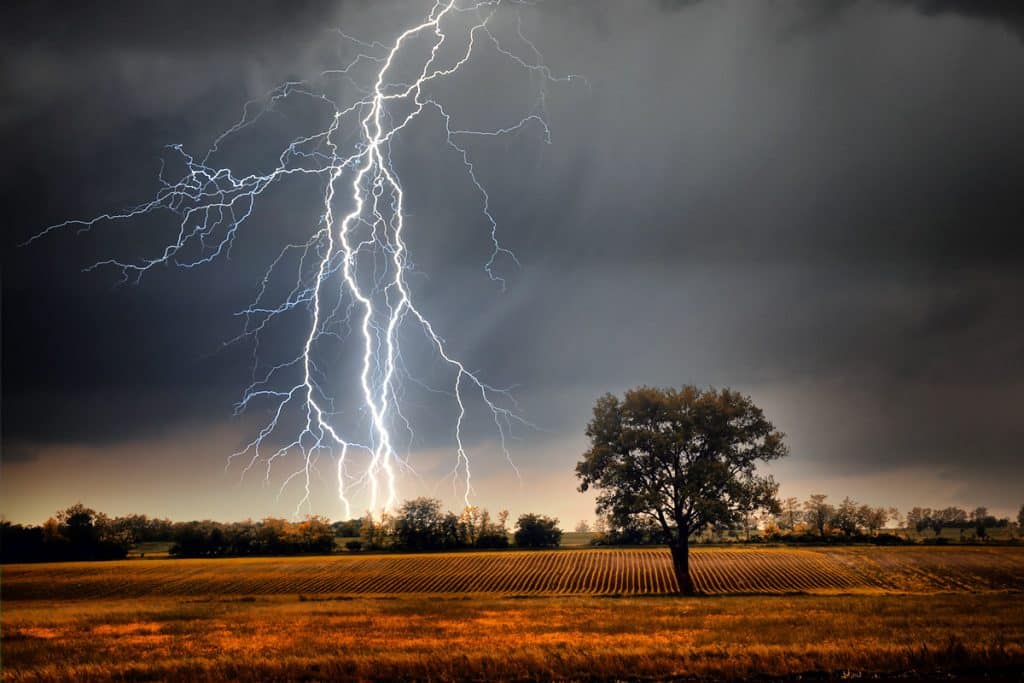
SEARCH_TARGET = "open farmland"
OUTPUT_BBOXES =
[3,547,1023,681]
[3,546,1023,600]
[4,593,1023,681]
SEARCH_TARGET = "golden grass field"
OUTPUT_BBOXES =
[3,546,1023,681]
[4,546,1023,598]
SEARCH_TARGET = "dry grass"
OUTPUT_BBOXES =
[4,546,1022,600]
[3,594,1023,681]
[3,547,1023,681]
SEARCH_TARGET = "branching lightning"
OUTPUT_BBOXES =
[28,1,581,517]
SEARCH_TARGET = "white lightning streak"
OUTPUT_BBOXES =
[27,0,580,517]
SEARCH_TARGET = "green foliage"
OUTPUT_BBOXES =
[577,386,786,546]
[514,514,562,548]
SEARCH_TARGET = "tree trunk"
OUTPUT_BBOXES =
[670,541,695,595]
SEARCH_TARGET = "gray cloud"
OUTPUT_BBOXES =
[3,0,1023,519]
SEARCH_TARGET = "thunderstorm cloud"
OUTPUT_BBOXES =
[2,0,1023,522]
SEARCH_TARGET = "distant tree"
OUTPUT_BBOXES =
[779,497,801,531]
[359,511,392,550]
[453,507,508,548]
[104,513,171,544]
[0,522,46,563]
[577,386,786,593]
[939,507,968,533]
[857,505,889,536]
[169,516,343,557]
[54,503,129,560]
[833,497,861,537]
[332,518,363,538]
[514,514,562,548]
[256,518,291,553]
[458,506,484,546]
[888,507,900,530]
[440,512,464,549]
[296,515,336,553]
[759,515,781,539]
[473,510,510,548]
[909,506,969,538]
[906,507,931,535]
[740,510,768,541]
[803,495,834,537]
[928,515,944,537]
[1018,504,1024,535]
[57,503,99,550]
[169,521,216,557]
[600,515,666,545]
[41,517,65,544]
[393,498,446,551]
[574,520,591,534]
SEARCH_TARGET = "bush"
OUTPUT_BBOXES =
[514,514,562,548]
[345,540,363,552]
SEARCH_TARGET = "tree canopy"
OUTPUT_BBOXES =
[576,385,787,593]
[513,514,562,548]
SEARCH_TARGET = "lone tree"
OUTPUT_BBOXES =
[576,386,786,594]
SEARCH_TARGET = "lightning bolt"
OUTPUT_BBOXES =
[26,1,581,517]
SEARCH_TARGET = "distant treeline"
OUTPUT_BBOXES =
[0,499,562,563]
[3,496,1020,563]
[590,496,1022,546]
[1,504,139,563]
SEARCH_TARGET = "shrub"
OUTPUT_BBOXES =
[514,514,562,548]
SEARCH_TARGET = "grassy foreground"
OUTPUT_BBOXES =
[4,593,1023,681]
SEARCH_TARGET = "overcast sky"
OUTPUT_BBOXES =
[3,0,1023,525]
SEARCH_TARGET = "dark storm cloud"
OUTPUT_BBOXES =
[755,1,1024,41]
[887,2,1024,41]
[3,0,1024,518]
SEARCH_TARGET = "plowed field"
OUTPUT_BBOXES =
[4,546,1022,600]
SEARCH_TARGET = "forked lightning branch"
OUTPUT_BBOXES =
[27,1,581,517]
